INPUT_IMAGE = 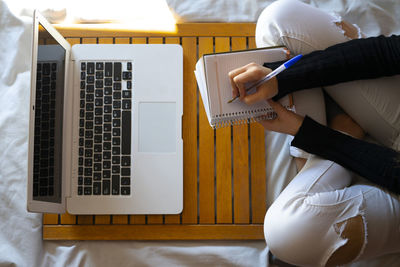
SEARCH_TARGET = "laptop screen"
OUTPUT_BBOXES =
[32,23,66,203]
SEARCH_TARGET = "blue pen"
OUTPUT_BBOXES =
[228,54,303,103]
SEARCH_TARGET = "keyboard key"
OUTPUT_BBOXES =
[121,187,130,195]
[105,62,112,77]
[113,91,121,99]
[113,101,121,109]
[86,121,93,129]
[112,146,120,155]
[122,71,132,80]
[122,100,131,109]
[87,75,94,84]
[94,134,102,143]
[112,156,120,164]
[112,175,120,195]
[127,62,132,70]
[84,187,92,195]
[87,62,95,74]
[85,140,93,148]
[112,128,120,137]
[94,153,102,162]
[104,124,112,132]
[81,71,86,80]
[121,177,130,185]
[104,96,112,105]
[96,62,104,70]
[94,126,102,134]
[85,149,93,157]
[126,80,132,89]
[93,182,101,195]
[86,93,94,102]
[103,142,111,150]
[94,164,102,172]
[121,168,130,176]
[84,177,92,185]
[86,103,94,111]
[103,151,111,160]
[103,169,111,178]
[121,156,130,166]
[105,78,112,86]
[104,114,112,123]
[95,80,103,88]
[96,71,103,80]
[104,87,112,95]
[84,158,93,167]
[112,166,120,175]
[95,116,102,125]
[113,110,121,118]
[95,108,103,116]
[103,180,110,195]
[113,119,121,127]
[103,162,111,170]
[122,111,131,155]
[84,168,92,176]
[104,105,112,113]
[113,82,121,90]
[113,137,120,146]
[122,90,131,98]
[78,186,83,195]
[87,84,94,93]
[114,62,121,81]
[95,89,103,97]
[81,62,86,71]
[103,132,111,141]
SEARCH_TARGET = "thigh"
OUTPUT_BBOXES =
[325,77,400,149]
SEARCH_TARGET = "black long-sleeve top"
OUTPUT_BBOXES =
[263,35,400,194]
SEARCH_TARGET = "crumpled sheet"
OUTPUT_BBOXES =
[0,0,399,266]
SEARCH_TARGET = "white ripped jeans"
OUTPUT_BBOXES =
[256,0,400,266]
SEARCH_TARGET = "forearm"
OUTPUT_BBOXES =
[264,35,400,100]
[291,116,400,194]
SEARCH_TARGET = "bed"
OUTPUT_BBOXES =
[0,0,399,266]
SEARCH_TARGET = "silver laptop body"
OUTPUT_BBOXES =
[27,11,183,214]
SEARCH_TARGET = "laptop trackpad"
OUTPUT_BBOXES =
[138,102,176,153]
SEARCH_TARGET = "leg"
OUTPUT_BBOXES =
[256,0,400,149]
[264,156,400,266]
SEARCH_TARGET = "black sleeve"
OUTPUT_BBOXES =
[291,116,400,194]
[263,35,400,100]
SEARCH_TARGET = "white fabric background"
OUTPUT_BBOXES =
[1,0,399,266]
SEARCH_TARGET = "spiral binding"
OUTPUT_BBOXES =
[211,105,295,129]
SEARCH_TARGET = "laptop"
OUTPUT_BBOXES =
[27,10,183,215]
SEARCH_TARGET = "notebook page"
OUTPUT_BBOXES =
[204,48,289,125]
[194,57,211,122]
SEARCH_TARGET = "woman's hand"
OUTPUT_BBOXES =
[258,99,304,136]
[228,63,278,105]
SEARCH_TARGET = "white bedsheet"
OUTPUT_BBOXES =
[1,0,399,266]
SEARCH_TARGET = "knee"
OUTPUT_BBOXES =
[255,0,291,48]
[264,199,366,266]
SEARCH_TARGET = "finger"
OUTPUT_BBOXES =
[242,88,268,105]
[233,71,263,99]
[258,118,278,131]
[267,99,287,114]
[229,67,248,98]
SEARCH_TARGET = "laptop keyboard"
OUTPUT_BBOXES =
[78,61,132,196]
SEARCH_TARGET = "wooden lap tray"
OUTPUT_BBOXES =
[43,23,267,240]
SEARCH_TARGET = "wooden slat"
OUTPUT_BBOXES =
[231,37,250,224]
[181,37,198,224]
[248,37,267,223]
[56,23,256,38]
[164,37,182,225]
[95,215,111,225]
[60,212,76,224]
[198,37,215,224]
[44,225,263,240]
[77,215,94,225]
[215,37,232,224]
[43,214,58,224]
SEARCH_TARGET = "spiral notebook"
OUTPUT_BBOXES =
[194,46,294,128]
